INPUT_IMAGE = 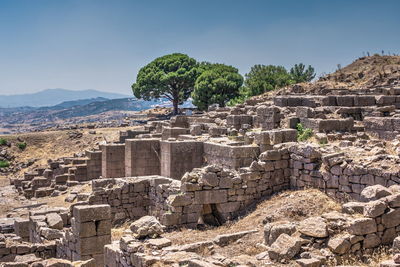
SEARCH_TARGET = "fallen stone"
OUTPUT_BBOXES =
[328,236,351,255]
[268,233,302,261]
[360,185,392,202]
[298,217,328,238]
[46,213,63,230]
[213,230,258,246]
[363,200,387,218]
[147,237,172,249]
[130,216,164,239]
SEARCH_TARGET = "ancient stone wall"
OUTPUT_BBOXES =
[160,140,204,180]
[57,205,111,266]
[101,144,125,178]
[203,142,259,169]
[85,150,102,180]
[88,176,176,224]
[125,138,160,177]
[0,235,56,263]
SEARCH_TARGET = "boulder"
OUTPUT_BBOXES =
[298,217,328,238]
[360,185,391,202]
[264,222,297,245]
[328,235,351,255]
[130,216,164,239]
[268,233,302,261]
[363,200,387,218]
[347,218,377,235]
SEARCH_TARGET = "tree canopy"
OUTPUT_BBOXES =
[131,53,199,114]
[192,63,243,110]
[244,65,293,96]
[290,63,316,83]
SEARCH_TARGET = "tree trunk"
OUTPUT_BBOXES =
[172,98,179,115]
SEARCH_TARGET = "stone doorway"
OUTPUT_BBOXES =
[198,204,223,227]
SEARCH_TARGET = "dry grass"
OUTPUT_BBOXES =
[327,246,392,267]
[163,188,341,246]
[112,221,132,241]
[0,126,133,176]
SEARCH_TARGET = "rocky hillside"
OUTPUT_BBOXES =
[275,55,400,96]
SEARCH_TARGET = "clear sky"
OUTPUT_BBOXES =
[0,0,399,95]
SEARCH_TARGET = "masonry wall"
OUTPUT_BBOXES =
[88,176,176,224]
[160,140,204,180]
[125,138,160,177]
[203,142,260,169]
[57,205,111,266]
[85,150,102,180]
[101,144,125,178]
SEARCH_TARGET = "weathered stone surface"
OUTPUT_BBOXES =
[386,194,400,208]
[382,209,400,228]
[213,230,257,246]
[328,236,351,255]
[298,217,328,238]
[46,213,63,230]
[342,202,365,214]
[363,200,387,218]
[130,216,164,239]
[147,237,172,249]
[40,227,63,240]
[264,222,297,245]
[360,185,392,202]
[168,194,192,207]
[296,258,322,267]
[347,218,377,235]
[268,233,302,261]
[73,205,111,222]
[363,233,381,248]
[194,190,227,204]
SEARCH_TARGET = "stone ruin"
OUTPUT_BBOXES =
[4,86,400,266]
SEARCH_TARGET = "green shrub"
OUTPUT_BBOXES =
[0,138,7,146]
[0,160,9,168]
[17,142,27,150]
[296,123,313,141]
[227,86,252,106]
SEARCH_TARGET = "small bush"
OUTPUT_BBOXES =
[296,123,313,141]
[17,142,27,150]
[0,138,7,146]
[0,160,9,168]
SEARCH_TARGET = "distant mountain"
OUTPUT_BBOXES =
[48,97,162,119]
[0,89,130,108]
[46,97,109,110]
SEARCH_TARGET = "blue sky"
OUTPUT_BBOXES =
[0,0,399,95]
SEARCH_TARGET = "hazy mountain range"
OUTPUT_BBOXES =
[0,88,130,108]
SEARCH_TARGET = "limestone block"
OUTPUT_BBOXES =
[46,213,63,230]
[194,190,227,204]
[73,205,111,223]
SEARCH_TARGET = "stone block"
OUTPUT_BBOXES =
[73,205,111,223]
[194,190,228,204]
